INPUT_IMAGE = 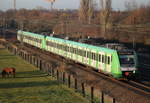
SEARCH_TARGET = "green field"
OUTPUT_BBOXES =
[0,46,90,103]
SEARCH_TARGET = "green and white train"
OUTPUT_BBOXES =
[17,30,139,79]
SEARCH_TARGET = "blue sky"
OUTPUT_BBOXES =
[0,0,149,11]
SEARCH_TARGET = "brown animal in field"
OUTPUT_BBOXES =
[1,67,16,78]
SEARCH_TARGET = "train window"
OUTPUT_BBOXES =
[72,48,74,53]
[79,50,81,56]
[80,49,81,56]
[99,54,101,62]
[67,46,69,51]
[78,49,80,55]
[74,48,76,54]
[76,48,78,54]
[57,44,59,49]
[70,47,72,53]
[59,44,62,49]
[87,52,89,58]
[108,56,110,64]
[84,51,87,57]
[92,53,95,60]
[102,55,105,63]
[72,47,74,53]
[63,45,66,51]
[93,53,95,60]
[82,50,84,56]
[64,45,66,51]
[59,44,61,49]
[80,49,83,56]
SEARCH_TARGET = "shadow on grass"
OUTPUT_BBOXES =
[0,70,49,79]
[15,70,48,78]
[0,80,59,89]
[0,48,5,50]
[0,54,16,59]
[0,54,14,57]
[15,74,49,78]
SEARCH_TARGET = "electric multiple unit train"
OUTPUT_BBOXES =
[17,30,139,79]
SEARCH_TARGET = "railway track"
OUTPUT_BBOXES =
[13,41,150,97]
[73,62,150,97]
[2,39,150,99]
[127,80,150,93]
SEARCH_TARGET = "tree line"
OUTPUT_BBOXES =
[0,0,150,47]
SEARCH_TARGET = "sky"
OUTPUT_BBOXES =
[0,0,150,11]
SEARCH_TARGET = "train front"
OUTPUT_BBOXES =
[118,50,138,79]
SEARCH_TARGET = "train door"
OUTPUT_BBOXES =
[91,51,97,68]
[98,52,103,71]
[68,45,72,59]
[72,46,76,60]
[86,50,91,65]
[78,47,82,63]
[82,49,86,64]
[105,55,112,73]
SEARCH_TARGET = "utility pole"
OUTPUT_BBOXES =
[14,0,16,10]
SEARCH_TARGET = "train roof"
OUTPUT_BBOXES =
[46,35,116,54]
[18,30,117,54]
[18,30,45,38]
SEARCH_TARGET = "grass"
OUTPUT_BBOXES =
[0,47,90,103]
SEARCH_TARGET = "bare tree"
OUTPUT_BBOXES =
[79,0,89,23]
[88,0,96,24]
[79,0,96,24]
[100,0,112,37]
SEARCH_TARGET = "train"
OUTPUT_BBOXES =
[17,30,139,79]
